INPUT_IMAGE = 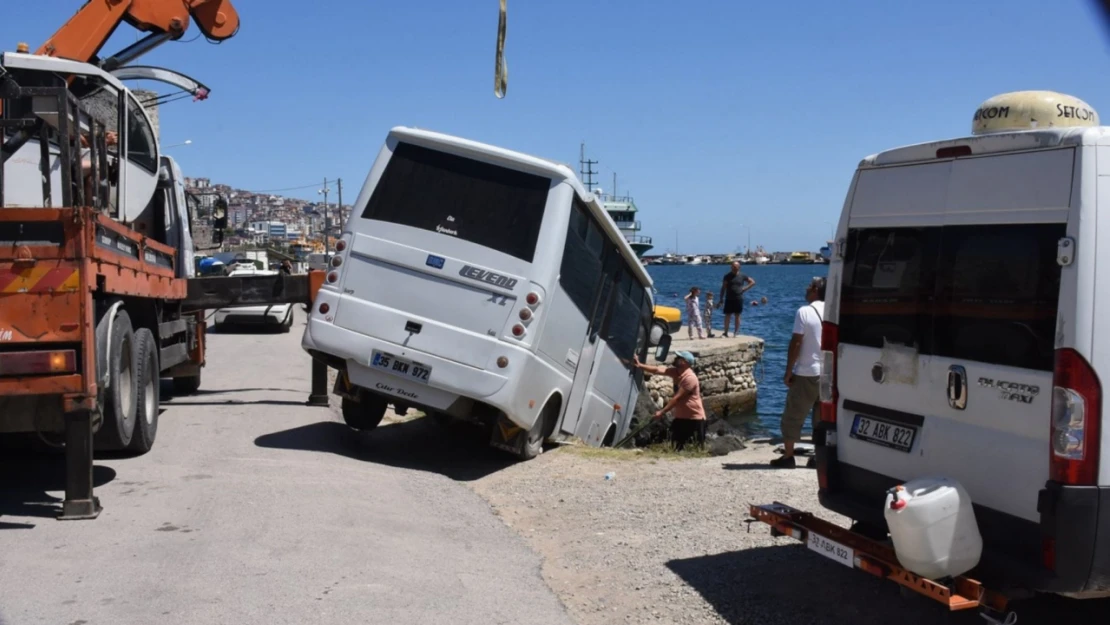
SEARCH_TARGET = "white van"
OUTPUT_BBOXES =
[817,91,1110,598]
[302,127,660,459]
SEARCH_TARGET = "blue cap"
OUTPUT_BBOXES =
[673,350,697,367]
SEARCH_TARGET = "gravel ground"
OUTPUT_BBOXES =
[467,442,1110,625]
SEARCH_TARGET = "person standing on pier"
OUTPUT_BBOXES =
[684,287,705,340]
[718,261,755,338]
[771,276,826,469]
[704,292,716,338]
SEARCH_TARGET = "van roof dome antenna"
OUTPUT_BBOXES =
[972,90,1100,135]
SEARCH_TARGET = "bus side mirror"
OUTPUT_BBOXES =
[654,334,671,362]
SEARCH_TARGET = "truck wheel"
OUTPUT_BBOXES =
[649,322,667,347]
[172,371,202,395]
[126,329,159,454]
[94,310,138,450]
[341,391,387,431]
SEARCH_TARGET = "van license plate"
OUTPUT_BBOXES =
[807,532,854,568]
[370,350,431,385]
[850,414,916,453]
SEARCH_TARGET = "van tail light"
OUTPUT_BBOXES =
[819,322,839,423]
[1050,348,1101,486]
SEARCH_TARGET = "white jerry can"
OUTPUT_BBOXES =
[884,476,983,579]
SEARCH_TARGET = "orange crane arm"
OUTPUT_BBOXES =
[36,0,239,66]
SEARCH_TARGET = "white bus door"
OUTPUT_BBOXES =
[561,249,619,436]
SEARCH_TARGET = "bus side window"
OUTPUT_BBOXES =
[559,205,604,317]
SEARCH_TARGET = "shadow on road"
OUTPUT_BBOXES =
[667,544,1110,624]
[0,446,117,528]
[207,323,290,335]
[254,418,517,482]
[164,387,299,397]
[169,399,310,407]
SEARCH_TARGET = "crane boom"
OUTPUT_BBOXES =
[35,0,240,68]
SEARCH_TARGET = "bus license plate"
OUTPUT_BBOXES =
[370,350,431,385]
[850,414,916,453]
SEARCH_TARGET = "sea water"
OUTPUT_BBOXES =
[646,263,829,439]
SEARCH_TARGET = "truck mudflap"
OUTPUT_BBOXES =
[748,502,1016,622]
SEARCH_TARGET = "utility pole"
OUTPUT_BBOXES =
[320,178,331,259]
[336,178,343,243]
[579,142,598,193]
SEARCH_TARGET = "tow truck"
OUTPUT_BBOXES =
[0,0,326,520]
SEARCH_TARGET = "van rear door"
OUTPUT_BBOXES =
[836,148,1073,534]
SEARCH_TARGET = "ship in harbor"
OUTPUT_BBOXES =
[594,189,653,257]
[579,143,654,258]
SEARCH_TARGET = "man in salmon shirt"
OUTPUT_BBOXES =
[632,350,706,450]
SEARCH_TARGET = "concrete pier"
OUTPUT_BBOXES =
[647,328,765,417]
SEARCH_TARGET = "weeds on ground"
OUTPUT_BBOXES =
[564,440,710,461]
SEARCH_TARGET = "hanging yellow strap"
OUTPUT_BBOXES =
[494,0,508,98]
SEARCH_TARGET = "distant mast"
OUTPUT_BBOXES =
[579,142,597,193]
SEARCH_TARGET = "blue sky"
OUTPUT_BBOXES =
[6,0,1110,253]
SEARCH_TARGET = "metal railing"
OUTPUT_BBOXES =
[625,234,652,245]
[614,220,642,231]
[1,67,116,212]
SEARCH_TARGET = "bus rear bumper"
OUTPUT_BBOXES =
[303,316,514,414]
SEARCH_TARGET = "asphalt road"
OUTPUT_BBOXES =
[0,309,573,625]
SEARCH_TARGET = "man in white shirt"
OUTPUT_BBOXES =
[771,276,826,469]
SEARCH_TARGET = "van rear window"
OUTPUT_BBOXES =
[360,142,551,262]
[840,224,1065,371]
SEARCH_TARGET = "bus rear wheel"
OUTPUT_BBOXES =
[341,390,387,431]
[518,400,559,460]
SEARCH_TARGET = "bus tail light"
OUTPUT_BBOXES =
[497,356,509,368]
[330,256,343,268]
[326,271,339,284]
[511,324,526,338]
[819,322,839,423]
[519,308,533,321]
[1050,348,1101,486]
[318,302,330,315]
[335,239,347,252]
[526,292,541,306]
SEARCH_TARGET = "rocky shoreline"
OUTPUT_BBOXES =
[630,331,764,452]
[644,330,764,418]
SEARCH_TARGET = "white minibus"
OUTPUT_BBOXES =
[302,127,670,458]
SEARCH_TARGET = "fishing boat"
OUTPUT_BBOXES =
[750,245,771,265]
[786,251,816,264]
[819,240,833,262]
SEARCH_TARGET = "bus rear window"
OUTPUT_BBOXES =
[361,142,551,262]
